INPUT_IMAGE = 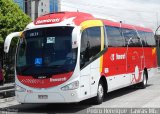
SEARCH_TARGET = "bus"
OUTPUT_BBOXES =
[4,12,157,104]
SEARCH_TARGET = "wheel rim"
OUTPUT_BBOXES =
[98,84,104,99]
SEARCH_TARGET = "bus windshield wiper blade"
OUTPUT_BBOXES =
[21,65,35,73]
[47,65,62,68]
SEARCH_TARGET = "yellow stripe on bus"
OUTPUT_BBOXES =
[80,20,103,30]
[152,47,156,55]
[100,27,105,73]
[100,27,105,51]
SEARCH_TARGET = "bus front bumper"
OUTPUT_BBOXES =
[16,90,80,103]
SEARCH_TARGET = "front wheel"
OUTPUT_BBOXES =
[94,81,104,104]
[138,71,148,89]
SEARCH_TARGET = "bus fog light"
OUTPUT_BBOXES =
[15,84,26,92]
[61,81,79,91]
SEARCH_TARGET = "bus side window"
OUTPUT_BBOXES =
[80,30,89,68]
[123,29,141,47]
[80,27,101,69]
[87,27,101,58]
[145,32,156,47]
[105,26,125,47]
[138,31,147,47]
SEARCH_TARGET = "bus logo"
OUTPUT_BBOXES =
[35,18,60,25]
[50,77,67,82]
[110,53,126,61]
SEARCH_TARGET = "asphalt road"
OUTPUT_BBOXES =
[0,72,160,114]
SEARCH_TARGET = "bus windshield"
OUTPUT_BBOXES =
[16,27,77,77]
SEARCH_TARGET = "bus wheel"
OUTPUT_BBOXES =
[138,71,148,89]
[94,80,104,104]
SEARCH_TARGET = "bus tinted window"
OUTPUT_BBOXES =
[80,27,101,68]
[87,27,101,57]
[123,29,141,47]
[138,31,156,47]
[138,31,147,46]
[105,26,125,47]
[145,32,156,47]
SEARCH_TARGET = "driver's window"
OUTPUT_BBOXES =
[17,38,27,66]
[80,27,101,69]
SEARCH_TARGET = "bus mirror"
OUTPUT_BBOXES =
[4,32,21,53]
[72,27,80,49]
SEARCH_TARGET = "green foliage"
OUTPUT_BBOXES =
[0,0,31,83]
[0,0,31,44]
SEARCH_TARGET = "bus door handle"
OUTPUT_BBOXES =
[91,81,95,85]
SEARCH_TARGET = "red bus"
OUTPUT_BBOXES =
[4,12,157,104]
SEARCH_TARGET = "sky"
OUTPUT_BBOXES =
[60,0,160,32]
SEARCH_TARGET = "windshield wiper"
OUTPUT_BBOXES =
[20,65,35,73]
[47,65,61,67]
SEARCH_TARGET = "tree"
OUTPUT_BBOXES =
[0,0,31,83]
[0,0,31,43]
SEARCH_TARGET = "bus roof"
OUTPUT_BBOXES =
[34,12,94,25]
[33,12,153,32]
[103,20,153,32]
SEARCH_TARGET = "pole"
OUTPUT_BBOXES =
[156,12,159,29]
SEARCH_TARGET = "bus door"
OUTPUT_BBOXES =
[124,29,144,84]
[89,26,105,96]
[80,20,104,98]
[80,27,91,99]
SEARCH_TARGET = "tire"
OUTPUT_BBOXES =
[94,80,104,104]
[138,71,148,89]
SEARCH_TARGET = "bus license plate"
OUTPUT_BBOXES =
[38,95,48,99]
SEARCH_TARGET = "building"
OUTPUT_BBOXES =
[14,0,59,20]
[50,0,59,13]
[37,0,59,19]
[14,0,25,12]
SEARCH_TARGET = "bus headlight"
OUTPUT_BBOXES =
[61,81,79,91]
[15,85,26,92]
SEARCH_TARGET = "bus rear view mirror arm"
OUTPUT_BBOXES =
[4,32,21,53]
